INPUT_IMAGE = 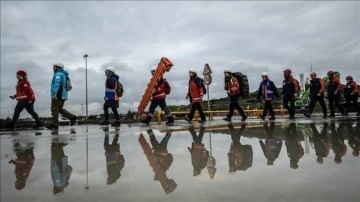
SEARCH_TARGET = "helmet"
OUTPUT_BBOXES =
[261,72,268,77]
[224,68,232,73]
[16,70,27,77]
[106,66,115,73]
[346,76,353,81]
[54,62,64,68]
[151,66,157,72]
[189,68,197,74]
[283,68,292,74]
[327,70,334,75]
[310,72,317,77]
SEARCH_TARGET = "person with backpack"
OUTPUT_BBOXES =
[185,69,206,123]
[282,68,299,119]
[46,62,77,130]
[343,76,360,116]
[141,66,174,125]
[223,68,247,122]
[100,66,121,126]
[302,72,327,119]
[256,72,279,120]
[326,70,345,118]
[6,70,43,129]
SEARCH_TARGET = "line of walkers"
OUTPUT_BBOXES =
[5,64,360,129]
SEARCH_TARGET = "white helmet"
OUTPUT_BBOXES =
[151,66,157,72]
[54,61,64,68]
[189,68,197,74]
[224,68,232,73]
[261,72,268,77]
[106,66,115,73]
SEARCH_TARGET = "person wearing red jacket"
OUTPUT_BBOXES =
[223,68,247,122]
[141,66,174,125]
[6,70,42,129]
[303,72,327,118]
[344,76,360,116]
[327,71,345,118]
[185,69,206,123]
[282,68,299,119]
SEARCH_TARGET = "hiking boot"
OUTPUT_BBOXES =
[113,120,121,126]
[302,112,311,118]
[99,120,110,125]
[328,114,335,118]
[70,116,77,126]
[241,115,248,122]
[289,115,295,120]
[141,115,152,125]
[184,117,192,123]
[32,122,43,129]
[198,119,206,123]
[269,116,276,120]
[323,115,328,119]
[5,121,14,130]
[46,124,58,130]
[259,115,265,120]
[223,117,231,122]
[165,116,174,125]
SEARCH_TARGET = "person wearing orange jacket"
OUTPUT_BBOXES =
[303,72,327,118]
[6,70,42,129]
[223,68,247,122]
[141,66,174,125]
[185,69,206,123]
[327,71,345,118]
[282,68,299,119]
[344,76,360,116]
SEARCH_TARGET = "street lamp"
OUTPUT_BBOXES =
[83,54,89,117]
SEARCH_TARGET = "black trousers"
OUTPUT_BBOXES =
[148,98,172,117]
[12,100,41,123]
[263,100,275,117]
[308,95,327,115]
[187,102,206,120]
[282,96,295,117]
[104,105,119,121]
[228,94,245,118]
[328,94,344,115]
[345,95,360,113]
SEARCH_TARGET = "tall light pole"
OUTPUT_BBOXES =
[83,54,89,117]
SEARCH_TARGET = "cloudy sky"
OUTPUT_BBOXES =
[1,1,359,119]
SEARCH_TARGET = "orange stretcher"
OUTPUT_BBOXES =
[137,57,173,116]
[138,134,177,194]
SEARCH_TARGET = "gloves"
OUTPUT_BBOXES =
[9,95,16,99]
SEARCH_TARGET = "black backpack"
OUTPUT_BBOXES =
[195,77,207,95]
[232,72,249,97]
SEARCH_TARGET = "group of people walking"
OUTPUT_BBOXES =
[5,63,360,129]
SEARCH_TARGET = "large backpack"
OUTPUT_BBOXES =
[195,77,207,95]
[116,80,124,97]
[232,72,249,97]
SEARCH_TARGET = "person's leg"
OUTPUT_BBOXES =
[143,100,158,124]
[289,98,295,118]
[196,103,206,121]
[50,99,62,126]
[334,94,344,115]
[159,99,174,124]
[111,107,120,125]
[318,96,328,117]
[328,96,335,116]
[187,103,197,120]
[24,101,42,127]
[268,100,275,119]
[8,100,27,128]
[227,95,236,118]
[58,100,75,120]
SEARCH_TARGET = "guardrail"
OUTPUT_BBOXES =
[156,109,287,124]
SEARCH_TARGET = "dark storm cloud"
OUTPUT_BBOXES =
[1,1,359,118]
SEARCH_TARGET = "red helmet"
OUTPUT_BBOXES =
[327,70,335,75]
[346,76,353,81]
[283,68,292,74]
[16,70,27,77]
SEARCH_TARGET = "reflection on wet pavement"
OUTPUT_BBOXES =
[1,118,359,202]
